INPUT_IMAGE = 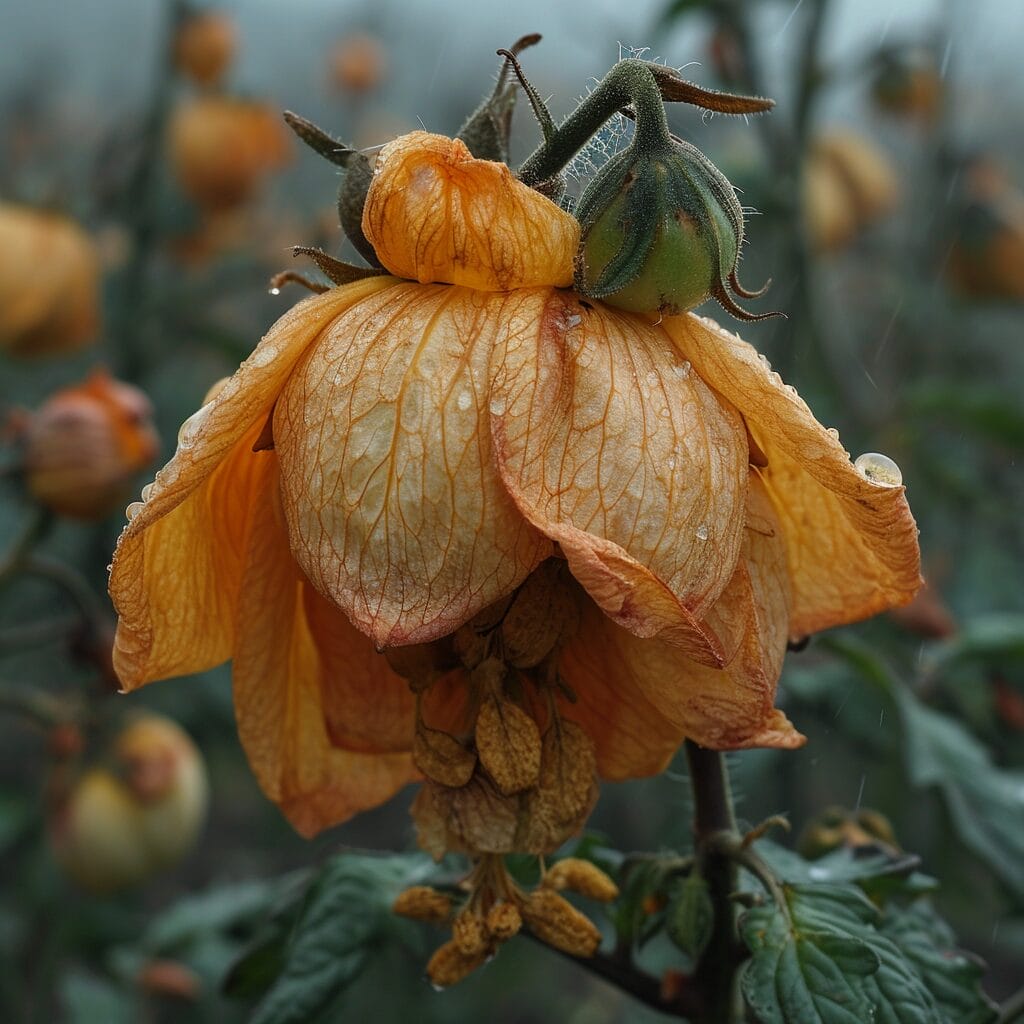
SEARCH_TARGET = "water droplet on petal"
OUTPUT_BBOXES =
[268,287,281,296]
[784,383,797,396]
[695,524,709,541]
[177,405,211,449]
[827,427,840,440]
[125,501,144,521]
[488,396,507,416]
[140,482,154,502]
[854,452,903,486]
[565,314,582,329]
[758,353,772,372]
[457,391,472,411]
[673,360,691,379]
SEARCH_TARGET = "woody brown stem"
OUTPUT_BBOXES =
[684,740,743,1023]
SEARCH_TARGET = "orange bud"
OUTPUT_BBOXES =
[169,97,291,212]
[521,888,602,957]
[23,370,159,520]
[137,959,202,1000]
[330,33,386,95]
[174,12,237,89]
[544,858,619,902]
[485,900,522,940]
[0,203,100,357]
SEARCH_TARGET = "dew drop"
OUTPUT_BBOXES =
[456,391,472,411]
[666,456,676,469]
[177,405,210,449]
[125,501,144,521]
[826,427,840,440]
[140,482,155,502]
[268,287,281,296]
[784,383,797,396]
[565,314,582,329]
[673,360,691,379]
[854,452,903,486]
[695,524,709,541]
[758,353,772,372]
[488,396,507,416]
[659,407,671,418]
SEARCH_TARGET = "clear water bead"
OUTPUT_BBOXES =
[268,287,281,296]
[673,360,691,379]
[456,391,472,411]
[827,427,840,440]
[488,396,507,416]
[854,452,903,486]
[695,524,709,541]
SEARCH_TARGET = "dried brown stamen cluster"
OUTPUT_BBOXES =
[394,854,619,987]
[385,559,599,860]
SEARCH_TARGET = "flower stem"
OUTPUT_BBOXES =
[684,740,743,1023]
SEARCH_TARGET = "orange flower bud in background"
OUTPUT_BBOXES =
[947,157,1024,301]
[330,32,386,95]
[169,97,291,212]
[49,714,208,893]
[21,370,159,520]
[870,47,943,122]
[173,10,237,89]
[0,203,101,358]
[803,131,899,252]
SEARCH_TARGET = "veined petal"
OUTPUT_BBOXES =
[276,283,552,647]
[665,313,922,636]
[362,131,579,291]
[489,290,748,666]
[564,475,803,755]
[559,597,688,780]
[109,278,397,689]
[304,586,416,754]
[233,457,416,837]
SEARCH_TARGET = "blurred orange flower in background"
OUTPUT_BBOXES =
[19,369,159,520]
[169,96,291,213]
[0,203,100,358]
[109,131,921,839]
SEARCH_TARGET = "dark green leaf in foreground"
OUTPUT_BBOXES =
[896,689,1024,901]
[248,853,433,1024]
[880,903,998,1024]
[740,884,942,1024]
[665,872,714,961]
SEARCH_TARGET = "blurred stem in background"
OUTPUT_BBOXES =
[109,0,187,384]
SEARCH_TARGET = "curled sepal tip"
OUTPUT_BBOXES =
[645,63,775,115]
[456,33,543,163]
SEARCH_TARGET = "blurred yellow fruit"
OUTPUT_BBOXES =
[22,370,159,520]
[51,714,208,893]
[174,11,237,89]
[330,32,386,95]
[169,97,291,212]
[0,203,100,357]
[803,131,899,252]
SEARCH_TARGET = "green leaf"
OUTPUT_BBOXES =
[756,840,923,889]
[928,614,1024,673]
[249,852,433,1024]
[665,872,714,961]
[880,903,998,1024]
[740,884,943,1024]
[896,691,1024,901]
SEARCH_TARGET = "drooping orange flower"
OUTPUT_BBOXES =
[109,131,920,839]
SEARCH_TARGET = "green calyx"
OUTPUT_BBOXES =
[282,110,382,269]
[512,56,778,321]
[575,135,770,319]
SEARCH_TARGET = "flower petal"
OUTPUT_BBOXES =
[489,291,748,666]
[563,474,803,756]
[362,131,579,290]
[232,458,416,837]
[276,283,552,647]
[110,278,397,689]
[303,586,417,754]
[666,313,922,636]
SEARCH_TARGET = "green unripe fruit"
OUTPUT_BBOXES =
[575,137,767,320]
